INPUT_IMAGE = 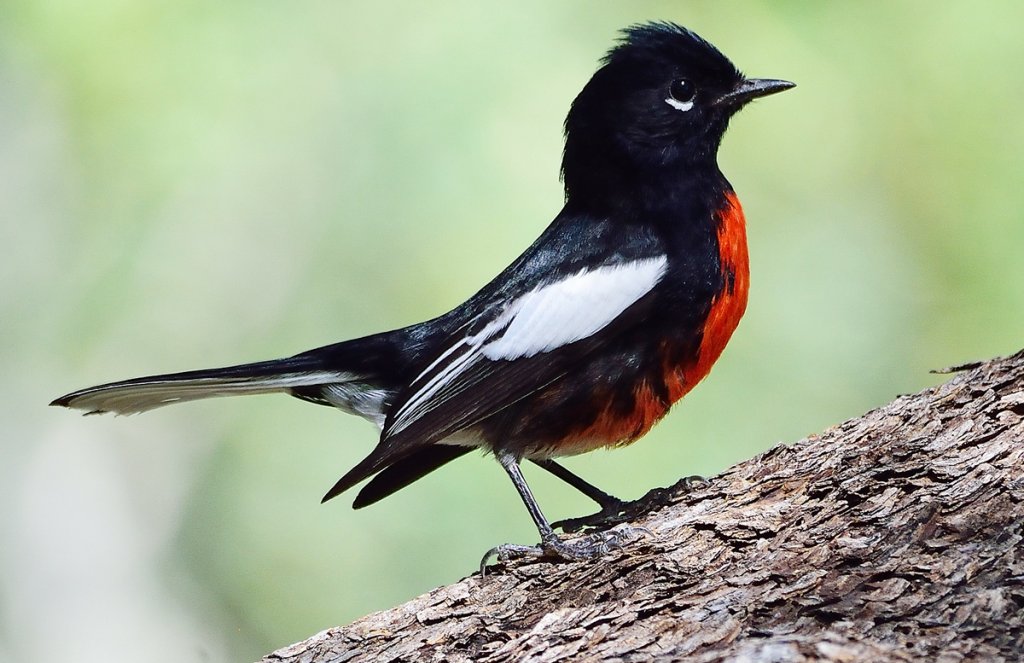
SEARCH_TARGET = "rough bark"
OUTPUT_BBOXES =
[262,350,1024,663]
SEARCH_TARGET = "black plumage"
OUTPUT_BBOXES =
[52,23,793,565]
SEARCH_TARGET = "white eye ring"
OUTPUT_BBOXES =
[665,97,694,112]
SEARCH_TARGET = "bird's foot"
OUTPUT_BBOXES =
[551,498,630,533]
[479,525,651,576]
[553,475,708,533]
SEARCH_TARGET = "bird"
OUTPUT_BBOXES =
[52,22,793,569]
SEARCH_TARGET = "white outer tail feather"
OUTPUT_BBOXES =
[55,371,353,416]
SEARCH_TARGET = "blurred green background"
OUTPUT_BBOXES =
[3,1,1023,661]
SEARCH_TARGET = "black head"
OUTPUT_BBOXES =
[561,22,793,203]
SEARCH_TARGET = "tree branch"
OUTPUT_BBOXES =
[262,349,1024,662]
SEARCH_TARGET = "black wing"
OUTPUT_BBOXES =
[320,253,668,502]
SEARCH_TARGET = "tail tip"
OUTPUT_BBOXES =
[50,394,108,415]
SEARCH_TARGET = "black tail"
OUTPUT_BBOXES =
[349,445,473,508]
[50,356,351,415]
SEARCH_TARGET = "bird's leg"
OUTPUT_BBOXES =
[529,458,630,533]
[530,458,625,511]
[480,451,642,575]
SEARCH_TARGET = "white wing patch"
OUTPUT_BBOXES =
[389,256,667,434]
[481,256,668,360]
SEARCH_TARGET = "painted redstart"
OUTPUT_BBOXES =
[52,23,793,569]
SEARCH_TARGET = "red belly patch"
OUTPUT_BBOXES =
[540,192,749,457]
[549,382,670,456]
[665,191,749,403]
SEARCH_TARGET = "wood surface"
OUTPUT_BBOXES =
[262,349,1024,662]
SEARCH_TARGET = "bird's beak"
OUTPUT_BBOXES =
[714,78,795,108]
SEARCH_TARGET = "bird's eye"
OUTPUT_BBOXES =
[666,79,696,112]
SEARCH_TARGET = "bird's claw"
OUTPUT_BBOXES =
[479,525,652,576]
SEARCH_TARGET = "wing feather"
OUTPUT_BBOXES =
[384,255,667,446]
